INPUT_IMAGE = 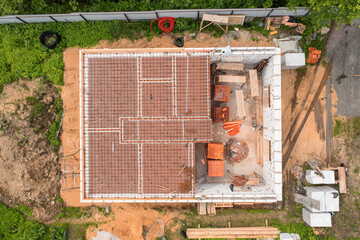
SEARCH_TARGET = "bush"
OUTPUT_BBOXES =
[0,201,46,240]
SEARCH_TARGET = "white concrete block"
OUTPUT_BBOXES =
[274,173,282,184]
[274,183,282,194]
[306,170,336,184]
[302,208,332,227]
[272,85,281,97]
[272,99,281,109]
[273,75,281,86]
[281,53,306,69]
[274,161,282,172]
[305,187,326,212]
[273,152,282,162]
[273,109,282,118]
[273,130,282,141]
[274,64,282,75]
[272,140,282,150]
[317,186,340,212]
[273,119,282,130]
[280,233,301,240]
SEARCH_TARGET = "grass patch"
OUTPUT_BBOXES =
[55,196,64,204]
[47,96,63,149]
[333,117,360,139]
[98,206,111,216]
[0,201,46,240]
[56,206,92,220]
[17,204,33,217]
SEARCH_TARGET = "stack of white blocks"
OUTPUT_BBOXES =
[302,186,339,227]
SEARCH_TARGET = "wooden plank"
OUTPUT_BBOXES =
[206,203,216,215]
[235,90,246,119]
[197,203,207,215]
[294,193,321,210]
[245,177,259,186]
[256,77,263,166]
[216,62,244,71]
[219,75,246,83]
[337,166,347,193]
[214,203,233,208]
[187,227,280,239]
[228,15,245,25]
[249,69,259,97]
[202,14,229,24]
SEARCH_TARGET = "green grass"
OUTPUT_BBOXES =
[17,204,33,217]
[56,206,92,220]
[333,117,360,139]
[47,96,63,149]
[98,206,111,216]
[0,201,47,240]
[55,196,64,204]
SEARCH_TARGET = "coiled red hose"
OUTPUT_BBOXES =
[150,17,176,33]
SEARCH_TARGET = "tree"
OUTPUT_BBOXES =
[287,0,360,29]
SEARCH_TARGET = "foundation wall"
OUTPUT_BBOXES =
[80,47,282,203]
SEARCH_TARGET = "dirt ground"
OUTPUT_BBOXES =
[281,65,338,167]
[0,79,62,221]
[60,31,275,239]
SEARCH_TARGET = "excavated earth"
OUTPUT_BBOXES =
[0,79,62,221]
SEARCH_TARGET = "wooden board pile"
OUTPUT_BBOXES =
[187,227,280,239]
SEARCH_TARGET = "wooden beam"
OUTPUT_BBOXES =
[256,77,263,166]
[187,227,280,239]
[219,75,246,83]
[249,69,259,97]
[294,193,321,210]
[202,14,229,24]
[197,203,207,215]
[206,203,216,215]
[235,90,246,119]
[337,166,347,193]
[216,62,244,71]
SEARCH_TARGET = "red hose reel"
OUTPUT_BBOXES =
[150,17,176,33]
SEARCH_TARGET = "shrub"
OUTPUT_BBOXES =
[0,201,46,240]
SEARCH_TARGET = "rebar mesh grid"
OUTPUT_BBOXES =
[142,143,192,194]
[87,57,138,128]
[83,51,211,199]
[141,82,173,117]
[88,132,139,195]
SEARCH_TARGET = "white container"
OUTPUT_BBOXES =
[281,53,305,69]
[302,208,332,227]
[305,170,335,184]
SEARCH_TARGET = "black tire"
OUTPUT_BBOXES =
[40,31,60,49]
[174,37,184,47]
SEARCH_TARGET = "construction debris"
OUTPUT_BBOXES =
[224,138,249,164]
[228,170,260,187]
[307,47,322,63]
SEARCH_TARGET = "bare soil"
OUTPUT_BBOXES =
[281,66,339,167]
[0,79,62,221]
